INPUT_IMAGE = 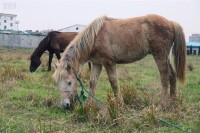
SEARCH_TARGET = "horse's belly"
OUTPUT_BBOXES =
[114,49,149,64]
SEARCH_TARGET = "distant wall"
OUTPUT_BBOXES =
[0,33,45,48]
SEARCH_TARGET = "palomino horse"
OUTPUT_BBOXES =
[53,14,186,110]
[29,31,77,72]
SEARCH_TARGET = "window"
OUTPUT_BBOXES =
[4,20,6,23]
[76,27,78,30]
[193,50,197,55]
[10,23,13,26]
[4,26,6,29]
[10,17,13,20]
[187,50,190,55]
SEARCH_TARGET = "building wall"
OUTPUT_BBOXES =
[0,33,45,48]
[187,46,200,55]
[0,15,17,30]
[191,47,199,55]
[189,34,200,43]
[59,25,86,32]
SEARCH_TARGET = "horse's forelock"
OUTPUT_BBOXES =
[53,60,72,82]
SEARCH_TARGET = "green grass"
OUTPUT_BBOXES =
[0,46,200,133]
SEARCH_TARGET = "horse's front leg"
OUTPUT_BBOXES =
[88,63,102,104]
[55,52,61,60]
[48,52,53,71]
[104,63,123,105]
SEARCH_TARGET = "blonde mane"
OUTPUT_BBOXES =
[53,16,106,82]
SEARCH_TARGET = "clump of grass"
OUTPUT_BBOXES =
[0,52,23,62]
[187,63,193,71]
[164,95,184,114]
[121,84,138,106]
[79,66,90,83]
[40,55,49,71]
[72,100,102,123]
[72,103,90,123]
[141,92,151,108]
[37,118,53,133]
[106,91,120,125]
[133,120,143,130]
[26,92,36,101]
[28,127,37,133]
[43,96,57,108]
[145,104,157,125]
[20,65,28,72]
[0,64,29,81]
[41,72,55,85]
[121,84,150,109]
[0,79,17,90]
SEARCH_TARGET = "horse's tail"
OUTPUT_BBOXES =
[173,22,186,83]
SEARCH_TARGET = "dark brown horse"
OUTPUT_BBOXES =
[53,14,186,110]
[29,31,77,72]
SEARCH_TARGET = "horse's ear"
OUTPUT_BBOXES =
[28,55,33,60]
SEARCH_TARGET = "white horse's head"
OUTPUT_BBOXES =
[53,62,78,110]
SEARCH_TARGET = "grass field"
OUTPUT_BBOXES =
[0,46,200,133]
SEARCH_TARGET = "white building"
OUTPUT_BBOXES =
[0,13,18,30]
[189,34,200,43]
[58,24,86,32]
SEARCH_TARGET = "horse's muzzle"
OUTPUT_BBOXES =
[62,99,71,110]
[29,67,35,73]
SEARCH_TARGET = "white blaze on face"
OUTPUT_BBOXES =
[58,80,72,108]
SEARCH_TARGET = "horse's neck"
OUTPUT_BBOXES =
[69,58,81,75]
[34,44,48,58]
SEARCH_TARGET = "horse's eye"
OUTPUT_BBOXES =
[67,81,71,86]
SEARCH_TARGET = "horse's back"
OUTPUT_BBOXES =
[49,32,77,52]
[92,14,175,63]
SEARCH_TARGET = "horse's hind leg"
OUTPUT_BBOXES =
[153,56,169,110]
[168,60,176,99]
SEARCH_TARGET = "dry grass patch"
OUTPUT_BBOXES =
[187,63,193,71]
[121,84,151,110]
[79,65,91,83]
[43,96,58,108]
[0,64,31,82]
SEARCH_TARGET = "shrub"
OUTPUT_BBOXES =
[188,63,193,71]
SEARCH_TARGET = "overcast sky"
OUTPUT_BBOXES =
[1,0,199,38]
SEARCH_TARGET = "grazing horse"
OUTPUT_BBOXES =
[29,31,77,72]
[53,14,186,110]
